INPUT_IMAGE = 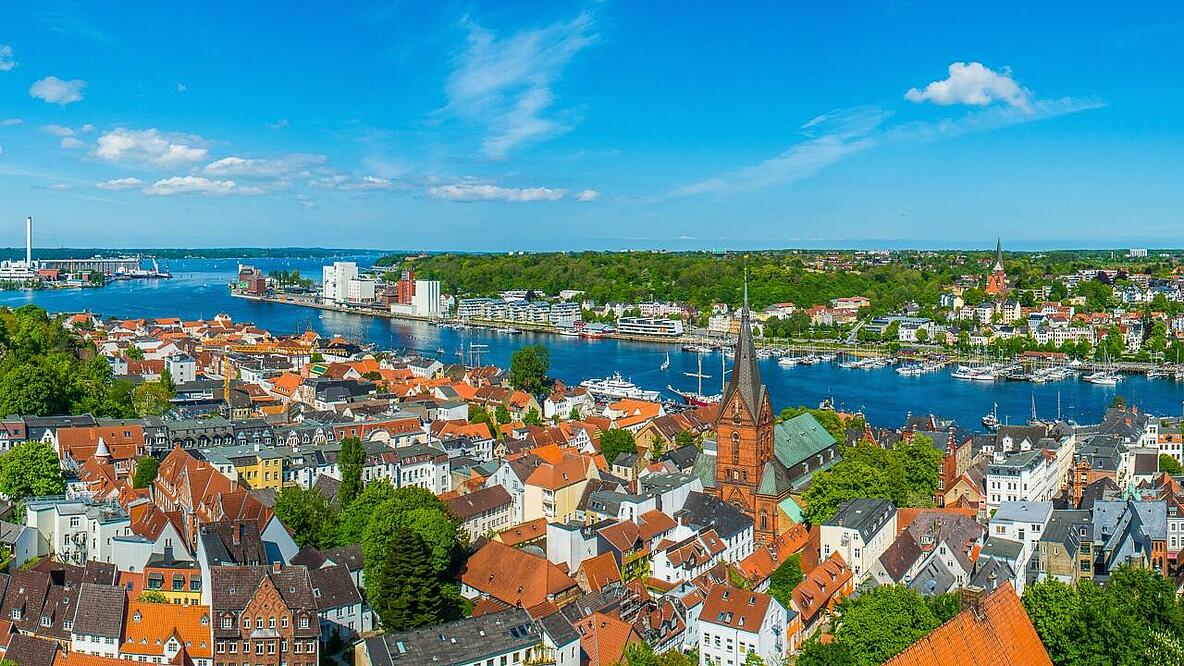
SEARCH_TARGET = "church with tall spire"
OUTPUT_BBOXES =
[985,238,1009,297]
[700,274,842,545]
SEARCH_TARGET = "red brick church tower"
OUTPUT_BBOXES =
[985,238,1008,297]
[713,278,777,536]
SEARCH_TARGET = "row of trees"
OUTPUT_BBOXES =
[378,251,958,313]
[272,437,466,631]
[1022,567,1184,665]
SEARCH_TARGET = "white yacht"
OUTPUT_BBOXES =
[580,373,661,401]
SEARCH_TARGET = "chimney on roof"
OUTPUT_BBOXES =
[959,584,986,619]
[272,561,282,574]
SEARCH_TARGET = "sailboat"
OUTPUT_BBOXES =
[669,350,720,406]
[982,402,1000,431]
[660,352,670,371]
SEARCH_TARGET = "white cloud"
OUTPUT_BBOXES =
[0,45,15,71]
[429,183,567,202]
[143,175,263,196]
[905,62,1031,111]
[48,183,69,191]
[268,119,289,130]
[41,124,92,148]
[310,173,403,191]
[446,11,597,158]
[575,189,600,202]
[297,194,317,208]
[96,177,145,191]
[0,118,22,126]
[176,83,187,93]
[94,128,208,168]
[203,153,326,178]
[671,107,888,197]
[42,124,75,138]
[29,76,87,104]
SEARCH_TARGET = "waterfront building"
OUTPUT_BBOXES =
[321,261,359,304]
[412,279,441,316]
[616,316,684,336]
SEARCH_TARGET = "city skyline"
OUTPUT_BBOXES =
[1,2,1182,250]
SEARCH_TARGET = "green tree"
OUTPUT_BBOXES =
[807,585,940,666]
[569,406,581,420]
[138,590,171,604]
[926,592,960,623]
[797,637,856,666]
[337,479,397,544]
[767,553,803,609]
[523,407,543,426]
[1161,454,1184,476]
[132,456,160,488]
[599,429,637,466]
[133,380,174,417]
[674,430,695,449]
[337,436,365,507]
[274,486,339,550]
[802,435,940,525]
[159,366,175,393]
[364,525,442,630]
[495,403,512,425]
[895,434,942,507]
[124,344,145,360]
[0,363,59,416]
[0,440,65,500]
[623,642,658,666]
[1023,567,1184,666]
[509,344,550,395]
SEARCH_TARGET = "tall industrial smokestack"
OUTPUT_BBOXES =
[25,216,31,266]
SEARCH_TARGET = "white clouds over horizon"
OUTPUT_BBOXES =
[143,175,263,196]
[203,153,326,178]
[446,11,598,158]
[429,183,567,202]
[94,128,208,168]
[906,62,1032,111]
[95,177,145,190]
[29,76,87,104]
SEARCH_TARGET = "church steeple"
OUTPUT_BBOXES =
[721,269,766,417]
[993,238,1003,271]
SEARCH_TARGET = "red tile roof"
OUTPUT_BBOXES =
[459,541,578,609]
[701,584,774,632]
[884,583,1051,666]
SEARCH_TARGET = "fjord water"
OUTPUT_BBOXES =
[5,256,1183,429]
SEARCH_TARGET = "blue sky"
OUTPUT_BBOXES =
[0,2,1182,251]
